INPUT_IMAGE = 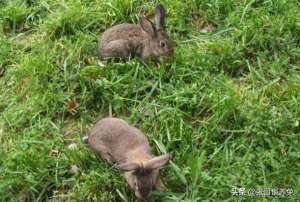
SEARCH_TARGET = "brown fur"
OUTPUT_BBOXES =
[88,117,171,200]
[97,4,173,62]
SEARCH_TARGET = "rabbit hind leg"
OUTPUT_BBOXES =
[99,39,132,60]
[92,143,113,163]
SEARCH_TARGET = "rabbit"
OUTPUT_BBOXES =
[87,117,171,201]
[97,4,173,62]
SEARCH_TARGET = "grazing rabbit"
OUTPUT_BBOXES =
[97,4,173,61]
[87,118,171,201]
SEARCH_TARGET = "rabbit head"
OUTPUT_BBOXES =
[140,5,173,60]
[119,154,171,200]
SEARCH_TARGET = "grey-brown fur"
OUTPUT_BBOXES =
[88,118,171,201]
[97,4,173,61]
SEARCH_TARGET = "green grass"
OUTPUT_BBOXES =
[1,0,300,201]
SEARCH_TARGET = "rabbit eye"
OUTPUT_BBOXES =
[160,41,166,48]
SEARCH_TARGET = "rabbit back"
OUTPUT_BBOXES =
[88,118,151,164]
[97,24,145,60]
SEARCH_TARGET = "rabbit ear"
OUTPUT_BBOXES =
[118,162,141,171]
[140,17,157,38]
[143,154,171,170]
[155,4,166,30]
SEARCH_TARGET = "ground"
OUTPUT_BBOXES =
[0,0,300,201]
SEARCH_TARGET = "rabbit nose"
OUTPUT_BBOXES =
[141,198,147,202]
[169,47,174,55]
[171,41,177,49]
[136,189,150,200]
[135,190,146,201]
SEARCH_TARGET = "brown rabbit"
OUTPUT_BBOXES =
[97,4,173,61]
[87,117,171,201]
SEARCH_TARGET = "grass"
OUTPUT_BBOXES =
[0,0,300,201]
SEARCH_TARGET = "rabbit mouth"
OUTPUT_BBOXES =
[159,54,173,63]
[135,190,149,201]
[163,48,174,58]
